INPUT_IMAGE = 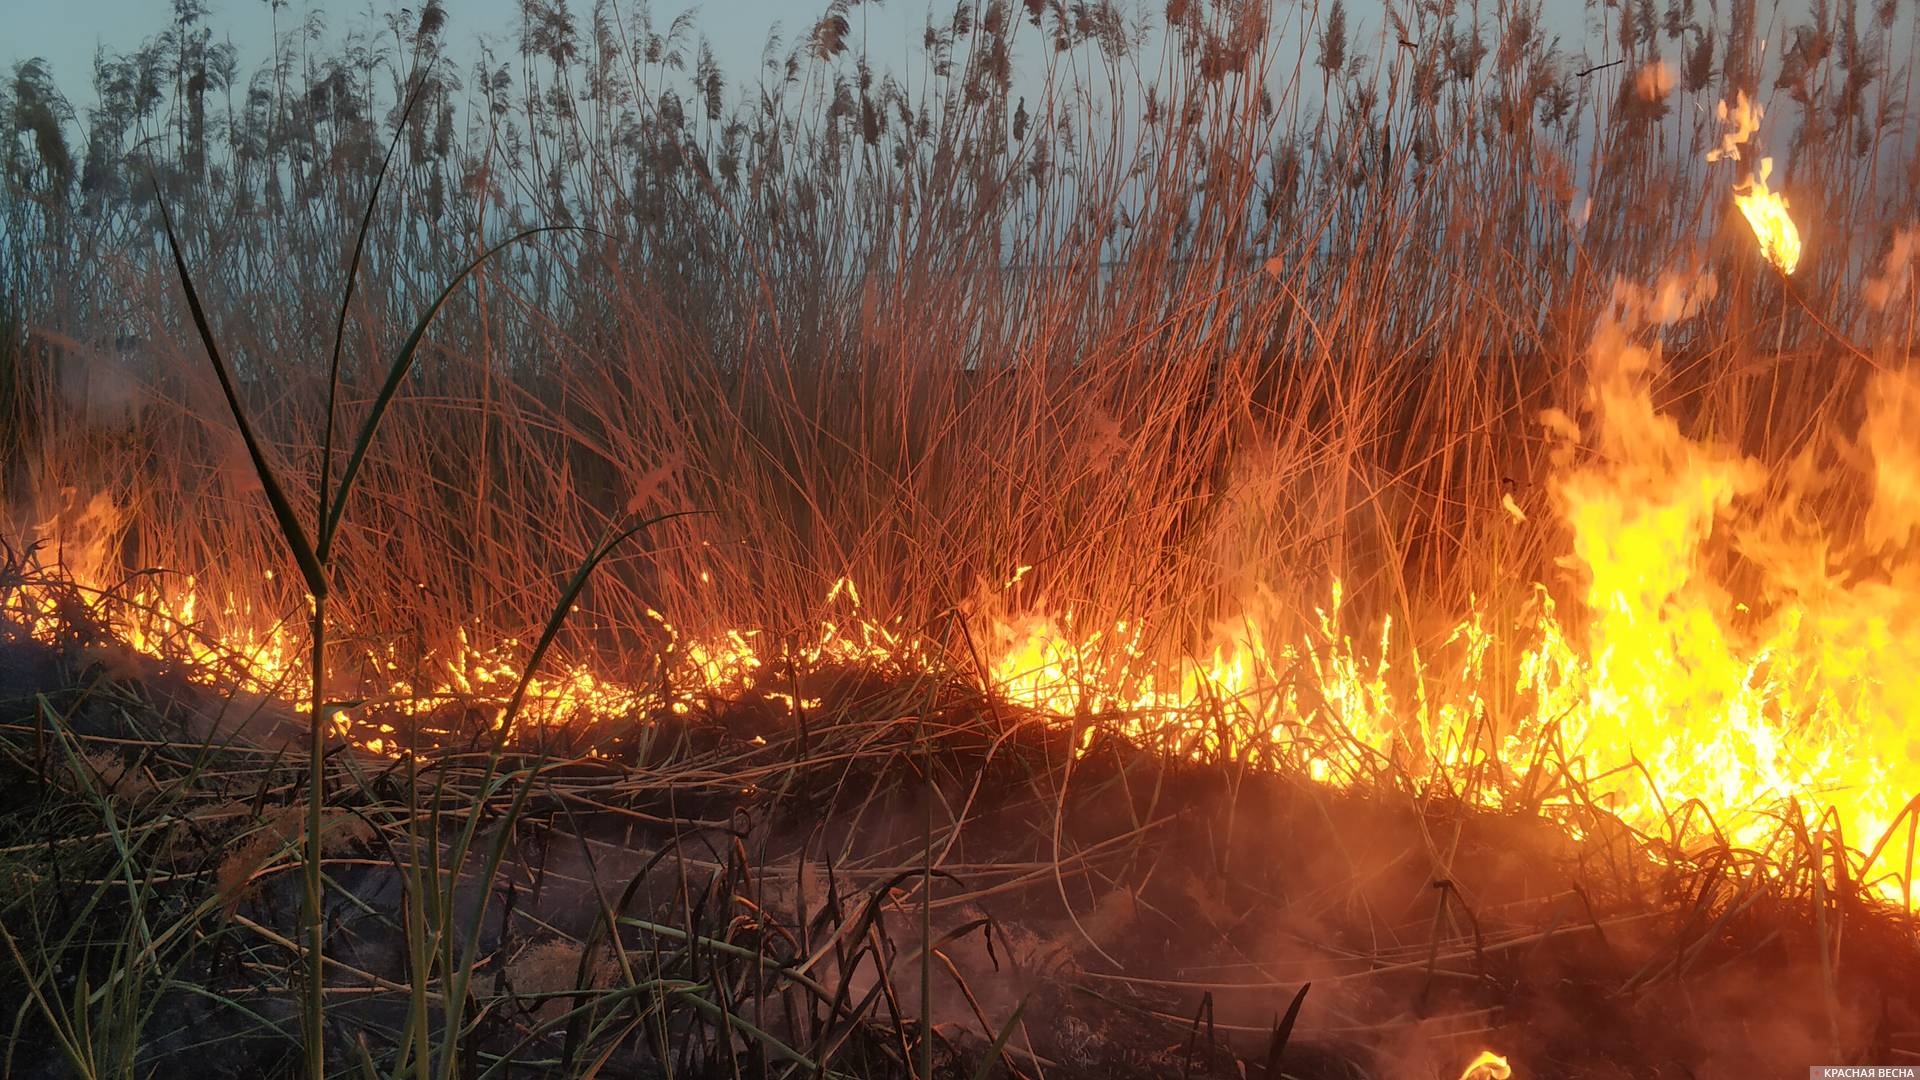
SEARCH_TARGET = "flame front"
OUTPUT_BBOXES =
[4,185,1918,913]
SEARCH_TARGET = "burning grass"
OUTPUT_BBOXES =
[4,0,1920,1074]
[6,573,1920,1078]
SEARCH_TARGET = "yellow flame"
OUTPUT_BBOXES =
[1709,92,1801,274]
[1732,158,1801,275]
[12,248,1920,914]
[1459,1050,1513,1080]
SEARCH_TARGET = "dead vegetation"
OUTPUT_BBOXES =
[5,559,1920,1077]
[2,0,1920,1076]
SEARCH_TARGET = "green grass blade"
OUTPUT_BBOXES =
[318,225,589,558]
[492,510,704,744]
[968,997,1027,1080]
[152,186,326,600]
[318,66,436,538]
[1261,982,1310,1079]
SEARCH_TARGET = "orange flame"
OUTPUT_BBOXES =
[9,235,1920,914]
[1731,158,1801,274]
[1459,1050,1513,1080]
[1710,92,1801,274]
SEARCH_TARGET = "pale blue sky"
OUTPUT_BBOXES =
[5,0,1598,106]
[19,1,928,99]
[2,0,1838,121]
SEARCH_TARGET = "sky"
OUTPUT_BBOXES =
[17,0,933,101]
[4,0,1604,110]
[0,0,1852,139]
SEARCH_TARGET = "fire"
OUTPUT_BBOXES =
[1710,92,1802,275]
[3,167,1917,911]
[1731,159,1800,275]
[1459,1050,1513,1080]
[11,275,1920,900]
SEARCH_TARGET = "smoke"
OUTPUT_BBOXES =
[1863,226,1919,310]
[30,488,123,588]
[57,341,147,429]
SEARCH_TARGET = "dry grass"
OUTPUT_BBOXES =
[2,0,1908,666]
[1,0,1919,1075]
[4,577,1918,1077]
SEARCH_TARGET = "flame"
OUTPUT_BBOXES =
[1731,158,1801,275]
[1710,92,1801,275]
[1459,1050,1513,1080]
[9,205,1920,911]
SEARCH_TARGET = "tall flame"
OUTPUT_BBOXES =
[8,152,1920,915]
[1710,92,1802,274]
[1731,158,1801,275]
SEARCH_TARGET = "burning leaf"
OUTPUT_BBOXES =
[1709,92,1801,274]
[1730,157,1801,274]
